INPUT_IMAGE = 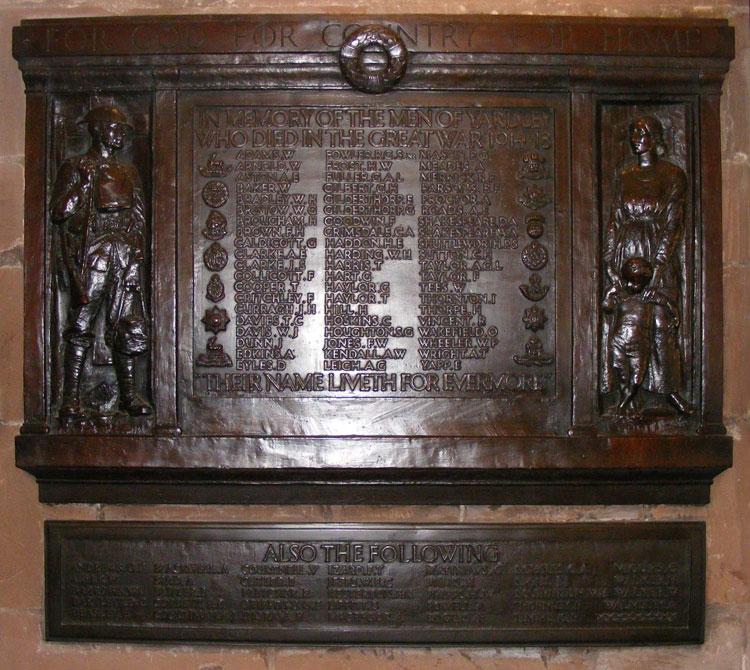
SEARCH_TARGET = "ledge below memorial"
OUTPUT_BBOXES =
[15,434,731,505]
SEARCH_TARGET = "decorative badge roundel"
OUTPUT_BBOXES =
[201,306,231,335]
[517,185,551,210]
[206,274,226,303]
[525,213,546,239]
[523,305,548,332]
[339,25,408,94]
[519,273,549,302]
[204,242,228,272]
[202,210,228,240]
[202,180,229,209]
[521,241,549,271]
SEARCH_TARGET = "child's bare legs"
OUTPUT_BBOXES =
[615,351,647,415]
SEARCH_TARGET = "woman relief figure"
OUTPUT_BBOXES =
[602,115,693,417]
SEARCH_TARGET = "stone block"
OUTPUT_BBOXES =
[326,505,461,523]
[723,265,750,419]
[0,420,100,610]
[646,505,705,521]
[275,648,595,670]
[705,419,750,603]
[723,162,750,264]
[462,506,578,523]
[101,505,460,525]
[0,266,23,423]
[593,603,746,670]
[0,424,44,611]
[461,506,651,524]
[721,9,750,158]
[0,162,23,259]
[0,609,44,670]
[0,11,27,159]
[100,504,328,522]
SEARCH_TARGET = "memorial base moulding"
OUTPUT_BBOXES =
[12,14,734,504]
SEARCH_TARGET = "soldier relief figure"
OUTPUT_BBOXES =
[602,115,692,417]
[50,106,151,424]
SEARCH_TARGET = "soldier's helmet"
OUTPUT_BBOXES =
[80,106,133,129]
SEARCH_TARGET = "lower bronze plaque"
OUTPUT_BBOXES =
[46,522,704,644]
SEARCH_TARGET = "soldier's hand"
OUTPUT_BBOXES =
[125,231,143,256]
[123,261,141,288]
[79,162,97,188]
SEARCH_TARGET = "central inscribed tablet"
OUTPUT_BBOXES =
[191,100,557,398]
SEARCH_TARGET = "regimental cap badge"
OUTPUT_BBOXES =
[201,306,231,335]
[199,153,233,178]
[517,185,551,210]
[206,274,226,303]
[513,335,555,367]
[196,336,233,368]
[521,241,549,271]
[203,242,229,272]
[519,273,550,302]
[523,306,548,332]
[202,210,228,241]
[518,152,550,180]
[525,213,546,239]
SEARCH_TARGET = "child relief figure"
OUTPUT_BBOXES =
[603,257,680,415]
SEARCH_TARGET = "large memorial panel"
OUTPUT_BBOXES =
[191,99,557,398]
[180,91,568,436]
[46,522,705,644]
[12,15,734,503]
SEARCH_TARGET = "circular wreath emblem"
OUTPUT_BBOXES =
[339,25,408,94]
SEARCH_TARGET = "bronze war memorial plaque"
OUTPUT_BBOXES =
[46,522,705,644]
[190,98,558,398]
[12,15,734,504]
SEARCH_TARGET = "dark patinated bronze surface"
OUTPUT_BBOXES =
[46,521,705,644]
[13,15,734,504]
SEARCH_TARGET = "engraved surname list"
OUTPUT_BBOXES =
[192,104,556,397]
[50,524,700,643]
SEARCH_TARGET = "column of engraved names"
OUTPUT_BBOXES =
[324,541,502,627]
[238,558,322,625]
[512,561,598,625]
[323,120,415,388]
[422,545,498,625]
[66,556,149,623]
[151,560,230,624]
[598,561,684,625]
[323,543,413,625]
[511,558,685,626]
[417,137,506,376]
[234,142,317,376]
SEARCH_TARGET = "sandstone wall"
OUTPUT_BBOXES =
[0,1,747,667]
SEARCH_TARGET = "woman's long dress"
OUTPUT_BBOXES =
[602,159,686,396]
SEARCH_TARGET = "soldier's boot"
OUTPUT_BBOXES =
[114,354,151,416]
[59,343,88,422]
